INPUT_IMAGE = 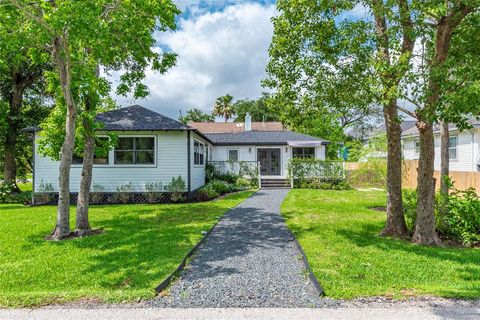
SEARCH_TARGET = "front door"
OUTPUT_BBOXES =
[257,148,281,176]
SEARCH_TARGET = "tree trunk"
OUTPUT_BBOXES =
[439,121,450,217]
[75,131,94,236]
[380,101,409,238]
[3,82,24,191]
[75,95,96,236]
[49,36,76,240]
[412,122,441,246]
[3,69,34,191]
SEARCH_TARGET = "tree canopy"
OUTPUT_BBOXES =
[179,108,215,124]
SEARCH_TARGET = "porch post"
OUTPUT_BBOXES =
[257,162,261,189]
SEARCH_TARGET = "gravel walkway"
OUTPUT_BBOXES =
[149,189,321,308]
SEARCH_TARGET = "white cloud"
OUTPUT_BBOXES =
[111,2,276,119]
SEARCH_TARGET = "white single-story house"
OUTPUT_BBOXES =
[402,120,480,172]
[28,105,328,197]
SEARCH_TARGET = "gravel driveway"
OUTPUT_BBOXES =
[149,189,321,308]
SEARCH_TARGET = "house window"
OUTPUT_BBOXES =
[72,137,110,165]
[449,136,458,160]
[194,140,205,165]
[292,147,315,158]
[114,137,155,165]
[228,149,239,161]
[414,140,420,155]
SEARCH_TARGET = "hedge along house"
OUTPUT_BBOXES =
[27,105,211,203]
[27,105,328,202]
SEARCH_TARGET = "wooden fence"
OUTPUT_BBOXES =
[403,160,480,192]
[346,160,480,192]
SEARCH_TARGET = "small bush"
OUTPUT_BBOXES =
[193,184,219,201]
[296,178,351,190]
[0,181,31,204]
[165,176,186,202]
[235,177,252,189]
[114,183,133,203]
[402,189,417,230]
[402,185,480,246]
[145,181,163,203]
[209,180,235,194]
[440,188,480,246]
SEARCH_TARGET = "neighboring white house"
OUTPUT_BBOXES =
[28,105,328,197]
[401,120,480,172]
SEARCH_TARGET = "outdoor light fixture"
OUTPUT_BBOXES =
[249,147,252,153]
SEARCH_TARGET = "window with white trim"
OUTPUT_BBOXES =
[292,147,315,158]
[114,137,155,165]
[414,140,420,155]
[194,140,205,165]
[228,149,239,161]
[449,136,458,160]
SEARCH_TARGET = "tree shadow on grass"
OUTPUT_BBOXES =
[20,201,246,292]
[335,222,480,298]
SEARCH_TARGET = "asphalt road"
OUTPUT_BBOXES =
[1,307,479,320]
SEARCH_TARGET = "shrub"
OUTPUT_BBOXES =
[145,181,163,203]
[440,188,480,246]
[402,189,418,230]
[193,184,219,201]
[209,180,234,194]
[164,176,186,202]
[296,178,352,190]
[402,186,480,246]
[0,181,30,204]
[114,182,133,203]
[235,177,251,189]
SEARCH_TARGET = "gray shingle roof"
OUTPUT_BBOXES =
[96,105,190,131]
[204,131,328,146]
[402,119,480,137]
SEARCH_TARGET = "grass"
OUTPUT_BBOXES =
[0,191,253,307]
[17,180,32,192]
[281,189,480,300]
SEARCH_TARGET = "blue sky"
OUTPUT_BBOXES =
[111,0,277,119]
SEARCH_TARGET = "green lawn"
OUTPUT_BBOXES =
[0,191,253,307]
[281,189,480,299]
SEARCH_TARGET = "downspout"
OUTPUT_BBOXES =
[187,131,192,197]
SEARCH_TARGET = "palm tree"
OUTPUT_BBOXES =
[213,94,235,122]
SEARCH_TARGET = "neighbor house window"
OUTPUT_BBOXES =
[72,137,110,165]
[292,147,315,158]
[228,149,239,161]
[194,140,205,165]
[414,140,420,155]
[114,137,155,165]
[449,136,458,160]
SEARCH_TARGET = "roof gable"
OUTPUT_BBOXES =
[96,105,190,131]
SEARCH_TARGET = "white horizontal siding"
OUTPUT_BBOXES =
[34,131,189,192]
[402,128,480,172]
[191,132,207,190]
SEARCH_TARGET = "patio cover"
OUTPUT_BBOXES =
[287,141,323,147]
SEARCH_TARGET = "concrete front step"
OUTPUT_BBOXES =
[260,179,290,189]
